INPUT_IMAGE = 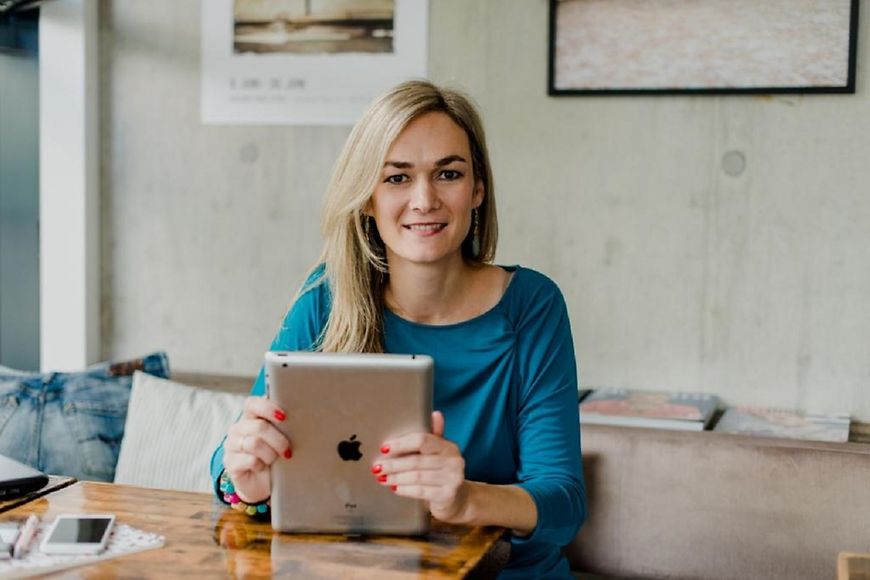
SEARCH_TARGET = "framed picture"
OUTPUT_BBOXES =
[202,0,428,125]
[548,0,860,95]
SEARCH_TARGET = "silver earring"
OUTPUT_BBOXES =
[472,209,480,257]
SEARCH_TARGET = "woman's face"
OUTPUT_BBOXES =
[367,111,484,268]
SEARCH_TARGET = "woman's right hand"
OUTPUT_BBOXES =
[223,396,292,504]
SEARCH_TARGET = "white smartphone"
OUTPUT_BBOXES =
[40,514,115,555]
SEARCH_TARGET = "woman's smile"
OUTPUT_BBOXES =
[404,222,447,235]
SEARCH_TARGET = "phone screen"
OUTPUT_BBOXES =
[47,518,112,544]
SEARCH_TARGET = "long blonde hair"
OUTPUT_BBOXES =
[302,80,498,353]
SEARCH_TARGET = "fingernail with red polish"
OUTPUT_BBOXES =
[371,464,382,474]
[377,474,387,483]
[284,448,292,459]
[380,444,390,454]
[390,485,397,492]
[274,410,286,422]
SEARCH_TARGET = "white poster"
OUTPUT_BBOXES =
[201,0,429,125]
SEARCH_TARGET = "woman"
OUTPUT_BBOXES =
[210,80,586,578]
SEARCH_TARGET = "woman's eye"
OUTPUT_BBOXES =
[439,170,462,180]
[385,174,408,185]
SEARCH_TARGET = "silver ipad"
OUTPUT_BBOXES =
[265,351,433,535]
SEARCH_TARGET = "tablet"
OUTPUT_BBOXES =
[265,351,433,535]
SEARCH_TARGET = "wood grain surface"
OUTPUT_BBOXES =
[0,482,509,578]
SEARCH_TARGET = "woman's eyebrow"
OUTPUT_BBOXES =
[383,155,468,169]
[434,155,468,167]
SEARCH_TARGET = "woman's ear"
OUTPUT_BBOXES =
[472,179,485,209]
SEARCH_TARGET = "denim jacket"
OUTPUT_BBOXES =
[0,352,169,481]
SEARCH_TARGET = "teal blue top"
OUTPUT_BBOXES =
[210,265,586,578]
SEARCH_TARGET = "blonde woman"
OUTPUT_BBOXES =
[211,80,586,578]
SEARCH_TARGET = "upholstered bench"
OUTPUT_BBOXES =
[567,424,870,579]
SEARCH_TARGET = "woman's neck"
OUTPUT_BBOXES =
[385,255,479,325]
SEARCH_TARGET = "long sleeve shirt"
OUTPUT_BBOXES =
[210,265,587,578]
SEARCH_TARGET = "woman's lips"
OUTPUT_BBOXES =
[403,223,447,235]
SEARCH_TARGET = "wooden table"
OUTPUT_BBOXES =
[0,482,509,578]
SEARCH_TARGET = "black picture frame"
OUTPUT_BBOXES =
[548,0,860,96]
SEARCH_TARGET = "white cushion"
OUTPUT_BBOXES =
[114,371,245,492]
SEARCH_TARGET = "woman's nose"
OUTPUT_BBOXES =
[409,179,440,212]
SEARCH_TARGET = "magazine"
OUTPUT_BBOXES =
[579,388,719,431]
[713,406,850,442]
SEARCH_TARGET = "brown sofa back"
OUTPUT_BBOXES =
[567,425,870,579]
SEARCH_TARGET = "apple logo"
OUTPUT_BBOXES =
[337,434,363,461]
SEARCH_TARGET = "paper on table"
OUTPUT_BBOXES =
[0,523,164,579]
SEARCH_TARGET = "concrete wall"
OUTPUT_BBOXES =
[101,1,870,420]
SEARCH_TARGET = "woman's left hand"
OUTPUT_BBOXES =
[372,411,472,524]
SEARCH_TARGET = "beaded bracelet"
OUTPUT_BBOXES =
[219,470,270,517]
